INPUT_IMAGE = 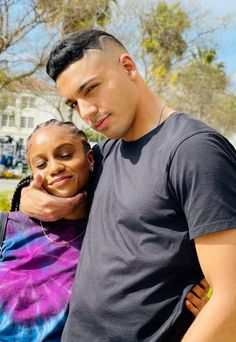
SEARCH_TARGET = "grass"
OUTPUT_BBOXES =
[0,190,13,211]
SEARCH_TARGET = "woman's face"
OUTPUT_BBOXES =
[27,125,94,198]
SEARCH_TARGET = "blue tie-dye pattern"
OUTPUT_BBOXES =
[0,308,67,341]
[0,211,85,341]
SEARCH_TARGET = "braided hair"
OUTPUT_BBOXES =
[27,119,91,155]
[11,119,91,212]
[10,175,33,211]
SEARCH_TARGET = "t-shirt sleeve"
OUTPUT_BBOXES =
[169,132,236,239]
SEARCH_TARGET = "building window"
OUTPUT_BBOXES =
[20,116,27,128]
[28,117,34,128]
[20,97,28,108]
[29,97,35,108]
[20,96,36,108]
[9,116,15,127]
[1,115,8,126]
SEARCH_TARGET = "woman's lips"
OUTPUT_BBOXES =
[50,176,72,186]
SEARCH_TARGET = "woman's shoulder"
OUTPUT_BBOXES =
[1,211,38,235]
[0,210,30,222]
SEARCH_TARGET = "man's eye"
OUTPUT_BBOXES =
[66,101,77,109]
[85,84,98,95]
[70,102,77,109]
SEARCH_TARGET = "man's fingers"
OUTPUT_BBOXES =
[39,192,87,221]
[67,191,87,207]
[30,174,44,189]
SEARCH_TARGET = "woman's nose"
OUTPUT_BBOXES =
[48,160,65,175]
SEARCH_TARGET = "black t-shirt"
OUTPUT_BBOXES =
[62,112,236,342]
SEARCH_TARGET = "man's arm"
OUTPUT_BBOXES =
[20,174,87,221]
[182,228,236,341]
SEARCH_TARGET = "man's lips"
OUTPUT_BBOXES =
[95,114,110,130]
[50,175,72,186]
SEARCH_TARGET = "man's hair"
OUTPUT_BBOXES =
[46,29,127,81]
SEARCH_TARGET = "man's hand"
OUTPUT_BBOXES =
[20,174,87,221]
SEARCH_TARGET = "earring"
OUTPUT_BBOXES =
[90,166,94,173]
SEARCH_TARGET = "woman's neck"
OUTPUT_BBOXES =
[63,198,88,221]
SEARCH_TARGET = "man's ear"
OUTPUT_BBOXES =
[119,54,136,79]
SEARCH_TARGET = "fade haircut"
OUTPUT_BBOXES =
[46,29,127,81]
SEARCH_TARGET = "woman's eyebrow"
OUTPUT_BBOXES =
[30,143,75,162]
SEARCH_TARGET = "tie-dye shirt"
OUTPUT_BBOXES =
[0,211,86,341]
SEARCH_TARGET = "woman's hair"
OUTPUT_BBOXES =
[10,175,33,211]
[11,119,91,212]
[27,119,91,154]
[46,29,127,81]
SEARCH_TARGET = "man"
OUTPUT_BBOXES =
[21,29,236,341]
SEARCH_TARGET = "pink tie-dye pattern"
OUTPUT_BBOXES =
[0,211,84,323]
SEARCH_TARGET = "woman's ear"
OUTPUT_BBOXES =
[87,150,94,172]
[119,54,136,79]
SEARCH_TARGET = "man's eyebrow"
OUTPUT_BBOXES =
[64,76,98,106]
[77,76,98,94]
[65,99,75,106]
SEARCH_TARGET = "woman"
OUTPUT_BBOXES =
[0,119,209,341]
[0,119,94,341]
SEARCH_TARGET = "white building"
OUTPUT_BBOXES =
[0,78,86,163]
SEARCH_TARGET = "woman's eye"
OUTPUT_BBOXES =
[35,162,46,169]
[60,152,72,159]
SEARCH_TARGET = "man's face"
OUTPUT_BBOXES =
[56,50,140,140]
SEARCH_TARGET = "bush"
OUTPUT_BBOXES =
[0,191,12,211]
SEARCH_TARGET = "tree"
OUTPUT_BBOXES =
[0,0,55,89]
[141,1,190,76]
[164,47,236,136]
[0,0,117,128]
[130,0,235,136]
[37,0,116,35]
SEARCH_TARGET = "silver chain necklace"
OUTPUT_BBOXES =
[157,103,166,127]
[40,221,85,246]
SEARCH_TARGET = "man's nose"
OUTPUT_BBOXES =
[76,98,97,121]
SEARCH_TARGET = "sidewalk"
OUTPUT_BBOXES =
[0,178,21,192]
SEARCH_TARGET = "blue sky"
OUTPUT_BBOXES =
[181,0,236,88]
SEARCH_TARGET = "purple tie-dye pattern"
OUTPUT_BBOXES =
[0,211,85,326]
